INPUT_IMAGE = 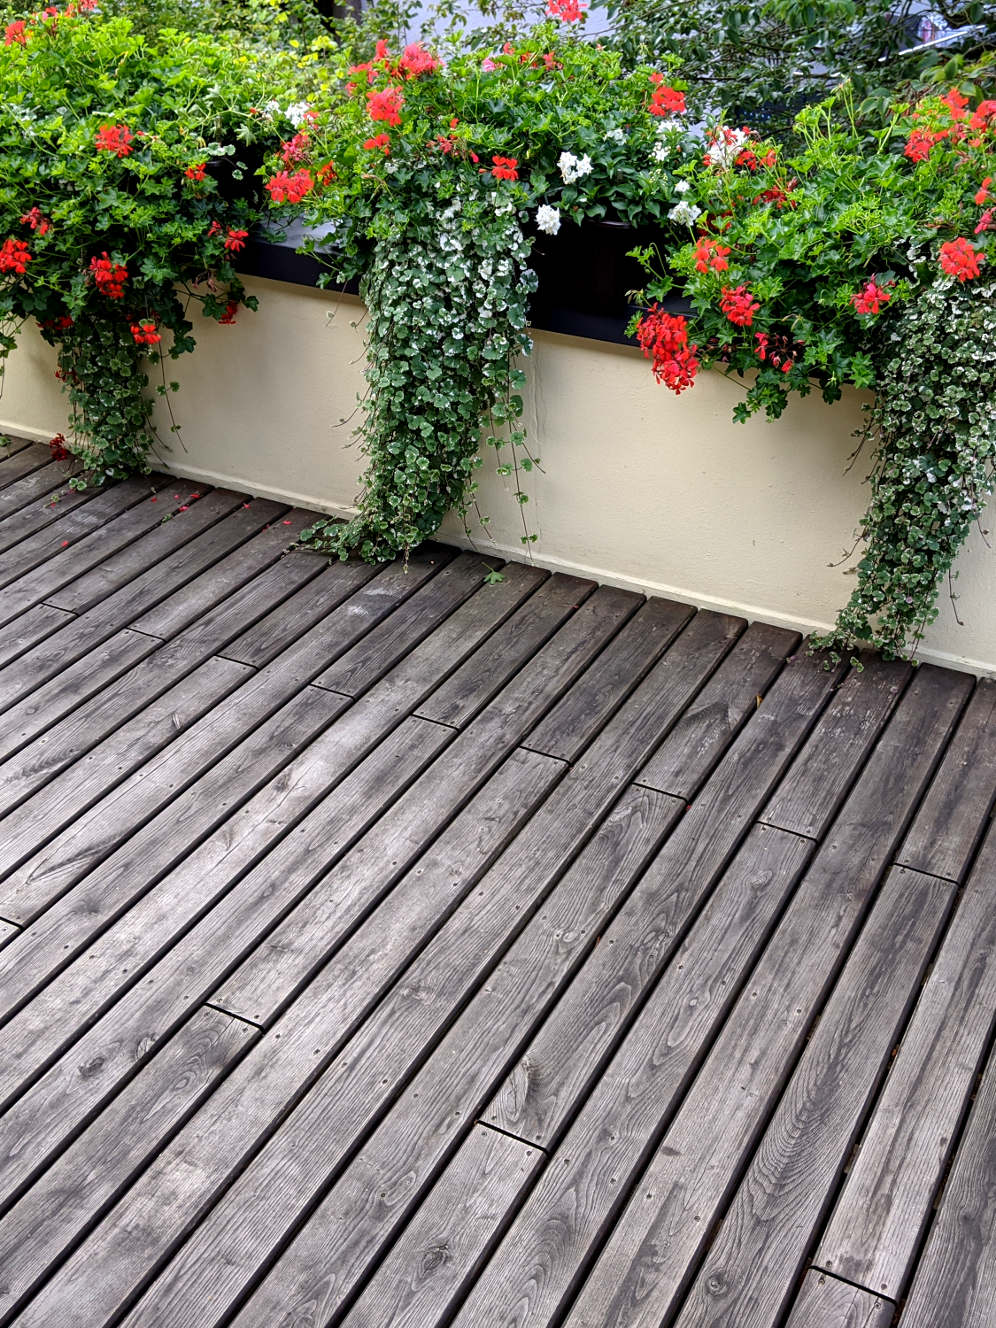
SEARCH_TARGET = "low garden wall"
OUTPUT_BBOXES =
[4,271,995,676]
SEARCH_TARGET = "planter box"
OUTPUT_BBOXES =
[3,271,995,676]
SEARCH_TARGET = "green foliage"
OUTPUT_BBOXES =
[301,185,536,560]
[634,83,996,657]
[605,0,996,142]
[0,7,299,483]
[277,21,701,560]
[815,275,996,659]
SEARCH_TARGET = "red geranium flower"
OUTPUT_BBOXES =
[95,123,134,158]
[940,87,969,121]
[363,134,391,155]
[398,42,440,78]
[693,236,731,273]
[0,237,33,274]
[219,301,239,325]
[280,131,311,166]
[635,304,699,394]
[975,177,992,206]
[939,237,983,282]
[720,284,760,327]
[547,0,587,20]
[970,100,996,130]
[19,207,49,236]
[185,162,207,182]
[648,81,686,116]
[976,209,993,235]
[88,252,128,298]
[49,433,70,461]
[224,229,249,252]
[491,154,519,181]
[317,161,336,185]
[130,320,161,346]
[850,279,892,315]
[4,19,27,44]
[367,86,404,126]
[264,170,314,203]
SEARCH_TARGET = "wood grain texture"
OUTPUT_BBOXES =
[898,676,996,881]
[414,572,600,727]
[635,620,800,798]
[212,585,646,1024]
[508,593,681,761]
[671,867,950,1328]
[0,545,449,930]
[760,654,910,839]
[0,655,248,871]
[340,1126,542,1328]
[815,820,996,1298]
[131,788,684,1328]
[0,442,53,488]
[0,1007,254,1319]
[0,476,181,620]
[783,1271,894,1328]
[0,467,991,1328]
[486,651,845,1148]
[457,670,965,1328]
[901,1041,996,1328]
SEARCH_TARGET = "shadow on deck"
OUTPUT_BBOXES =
[0,437,993,1328]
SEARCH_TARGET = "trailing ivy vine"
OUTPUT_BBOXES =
[301,182,537,561]
[815,272,996,659]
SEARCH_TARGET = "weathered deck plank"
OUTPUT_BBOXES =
[0,468,991,1328]
[783,1271,894,1328]
[815,820,996,1298]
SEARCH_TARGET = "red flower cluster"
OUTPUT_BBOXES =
[972,101,996,130]
[4,19,27,44]
[976,209,993,235]
[130,320,161,346]
[219,301,239,325]
[89,252,128,298]
[720,284,760,327]
[38,314,73,331]
[648,75,686,116]
[976,177,992,206]
[736,147,777,171]
[636,305,699,393]
[363,133,391,155]
[95,123,134,158]
[939,237,983,282]
[185,162,207,182]
[904,127,946,162]
[547,0,587,21]
[397,42,439,78]
[317,161,336,184]
[851,279,892,315]
[367,86,404,126]
[693,236,731,273]
[49,433,70,461]
[280,131,311,166]
[491,155,519,181]
[264,169,314,203]
[223,228,248,252]
[0,237,32,274]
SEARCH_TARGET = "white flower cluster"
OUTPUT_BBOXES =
[535,204,561,235]
[604,128,626,144]
[668,200,702,226]
[651,141,670,164]
[655,118,682,135]
[558,151,593,184]
[705,127,750,170]
[674,179,692,194]
[285,101,312,127]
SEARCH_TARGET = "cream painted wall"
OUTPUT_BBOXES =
[3,274,994,675]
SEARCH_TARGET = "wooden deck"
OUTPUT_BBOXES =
[0,437,995,1328]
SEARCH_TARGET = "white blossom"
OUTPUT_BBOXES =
[705,127,750,169]
[604,127,626,144]
[285,101,312,127]
[674,178,692,193]
[651,141,670,163]
[535,204,562,235]
[558,151,593,184]
[668,200,702,226]
[655,118,682,135]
